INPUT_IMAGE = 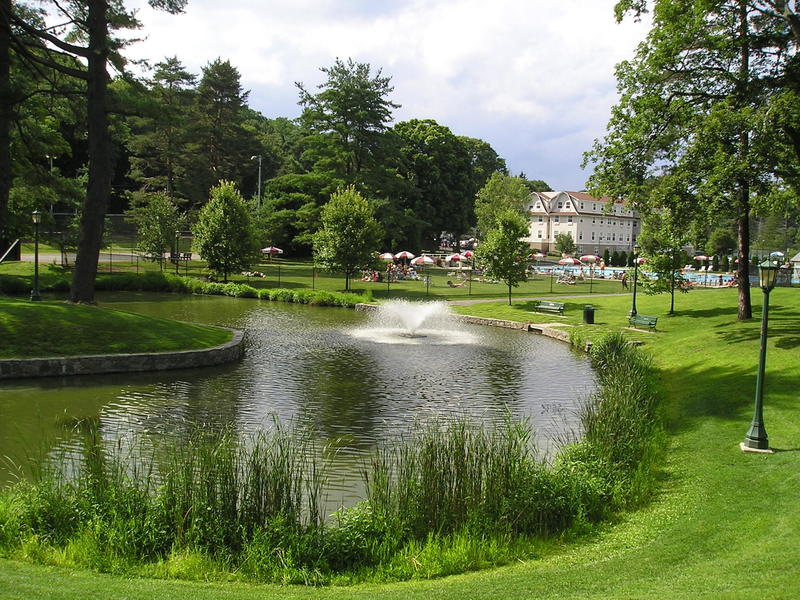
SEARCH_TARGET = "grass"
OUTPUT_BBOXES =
[2,255,630,300]
[0,297,232,358]
[0,286,798,598]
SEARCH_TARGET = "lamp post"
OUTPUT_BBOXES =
[741,259,779,453]
[251,155,262,208]
[174,231,181,275]
[30,210,42,301]
[629,242,641,317]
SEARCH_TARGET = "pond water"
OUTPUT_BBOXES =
[0,293,595,507]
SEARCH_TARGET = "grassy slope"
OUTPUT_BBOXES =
[0,297,232,358]
[0,287,798,599]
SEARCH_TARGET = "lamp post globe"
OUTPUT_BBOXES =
[30,210,42,301]
[742,259,778,452]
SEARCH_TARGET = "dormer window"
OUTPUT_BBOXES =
[557,202,563,208]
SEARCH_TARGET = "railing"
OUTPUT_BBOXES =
[0,239,20,264]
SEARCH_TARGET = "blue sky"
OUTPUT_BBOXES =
[126,0,650,190]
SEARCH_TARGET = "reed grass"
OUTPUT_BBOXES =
[0,334,663,584]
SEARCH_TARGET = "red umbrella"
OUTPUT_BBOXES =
[462,250,474,259]
[580,254,600,263]
[379,252,395,261]
[530,252,545,259]
[411,255,434,265]
[261,246,283,254]
[558,257,582,265]
[694,255,710,261]
[635,257,647,265]
[446,253,466,262]
[395,250,415,260]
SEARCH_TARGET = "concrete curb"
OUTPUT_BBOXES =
[0,327,245,380]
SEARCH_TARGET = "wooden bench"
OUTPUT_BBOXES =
[628,314,658,330]
[534,300,565,315]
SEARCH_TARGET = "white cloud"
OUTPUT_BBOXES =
[124,0,649,189]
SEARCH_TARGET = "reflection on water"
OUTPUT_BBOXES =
[0,293,595,507]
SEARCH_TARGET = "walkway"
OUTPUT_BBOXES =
[447,292,630,306]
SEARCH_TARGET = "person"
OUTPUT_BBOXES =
[621,271,629,290]
[447,280,465,287]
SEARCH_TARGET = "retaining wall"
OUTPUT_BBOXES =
[0,327,244,380]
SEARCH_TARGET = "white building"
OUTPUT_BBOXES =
[524,191,641,255]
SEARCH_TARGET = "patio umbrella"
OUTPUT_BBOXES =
[770,251,785,258]
[261,246,283,262]
[530,252,545,259]
[462,250,474,259]
[635,257,647,265]
[580,255,600,294]
[411,255,434,265]
[446,253,466,262]
[395,250,415,261]
[558,257,582,265]
[379,252,395,261]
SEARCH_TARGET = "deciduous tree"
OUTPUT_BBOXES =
[476,209,530,305]
[192,181,257,281]
[313,186,383,291]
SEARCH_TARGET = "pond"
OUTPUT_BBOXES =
[0,293,595,507]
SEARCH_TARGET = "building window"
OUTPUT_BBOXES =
[580,203,584,209]
[612,233,616,241]
[591,232,595,240]
[554,216,560,223]
[593,204,596,210]
[592,218,596,224]
[567,216,573,223]
[580,218,583,223]
[538,216,543,222]
[537,231,542,238]
[600,220,604,225]
[579,232,583,240]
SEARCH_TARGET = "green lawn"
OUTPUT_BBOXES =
[2,256,630,300]
[0,287,798,599]
[0,297,232,358]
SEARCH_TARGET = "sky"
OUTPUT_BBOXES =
[124,0,651,191]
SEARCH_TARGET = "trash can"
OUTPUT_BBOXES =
[583,305,595,324]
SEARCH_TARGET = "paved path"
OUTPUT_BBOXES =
[447,292,630,306]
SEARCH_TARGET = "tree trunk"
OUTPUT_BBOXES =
[734,0,752,321]
[0,0,14,259]
[508,283,512,306]
[70,0,111,303]
[736,190,752,320]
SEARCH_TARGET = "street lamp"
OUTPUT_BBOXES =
[251,155,262,208]
[629,242,641,316]
[30,210,42,301]
[741,259,779,453]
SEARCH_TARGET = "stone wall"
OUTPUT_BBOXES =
[0,328,245,380]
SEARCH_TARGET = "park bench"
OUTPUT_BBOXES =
[628,314,658,330]
[534,300,565,315]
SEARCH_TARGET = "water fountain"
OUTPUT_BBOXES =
[349,300,478,345]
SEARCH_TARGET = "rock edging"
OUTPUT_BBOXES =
[0,327,245,380]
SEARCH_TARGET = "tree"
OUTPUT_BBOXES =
[127,56,197,199]
[192,181,257,282]
[393,119,474,248]
[4,0,187,303]
[125,190,184,265]
[585,0,799,320]
[637,211,692,315]
[476,209,530,305]
[313,186,383,291]
[474,172,530,237]
[555,232,577,255]
[189,58,257,205]
[297,58,399,182]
